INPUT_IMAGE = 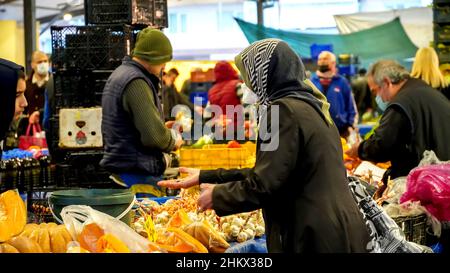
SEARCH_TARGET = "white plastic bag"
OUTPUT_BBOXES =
[60,205,150,253]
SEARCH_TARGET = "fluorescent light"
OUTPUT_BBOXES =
[63,13,72,21]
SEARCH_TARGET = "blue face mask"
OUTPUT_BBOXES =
[376,95,389,112]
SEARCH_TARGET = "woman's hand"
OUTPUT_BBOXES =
[29,111,40,124]
[198,183,215,211]
[157,167,200,189]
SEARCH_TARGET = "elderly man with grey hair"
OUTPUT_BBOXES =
[311,51,358,138]
[346,60,450,184]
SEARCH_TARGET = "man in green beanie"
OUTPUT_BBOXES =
[101,27,182,196]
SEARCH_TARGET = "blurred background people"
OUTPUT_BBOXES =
[207,61,243,139]
[351,68,378,122]
[311,51,358,138]
[24,51,52,127]
[162,67,194,121]
[411,47,449,100]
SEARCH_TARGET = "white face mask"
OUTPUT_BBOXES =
[241,83,258,105]
[36,62,49,76]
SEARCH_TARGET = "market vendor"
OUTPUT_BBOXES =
[346,60,450,184]
[100,27,182,196]
[159,39,371,253]
[0,58,28,158]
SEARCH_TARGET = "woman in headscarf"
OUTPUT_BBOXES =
[0,58,28,157]
[159,39,370,253]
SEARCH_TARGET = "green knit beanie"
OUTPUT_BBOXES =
[132,27,173,65]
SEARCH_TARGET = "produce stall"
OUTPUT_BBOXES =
[0,186,267,253]
[0,139,264,254]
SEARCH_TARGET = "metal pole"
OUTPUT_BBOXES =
[257,0,263,26]
[24,0,36,74]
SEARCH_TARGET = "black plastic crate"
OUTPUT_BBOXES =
[51,25,134,71]
[393,214,428,246]
[53,70,112,109]
[433,4,450,23]
[435,24,450,42]
[85,0,168,28]
[190,82,214,93]
[434,0,450,4]
[54,151,113,188]
[436,46,450,63]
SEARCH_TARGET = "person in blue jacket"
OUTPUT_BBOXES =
[311,51,358,138]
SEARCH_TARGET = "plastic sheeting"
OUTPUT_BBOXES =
[235,17,417,68]
[334,7,433,48]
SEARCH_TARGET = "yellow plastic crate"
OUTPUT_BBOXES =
[180,142,256,170]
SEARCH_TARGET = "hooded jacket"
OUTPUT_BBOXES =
[200,40,370,253]
[0,59,23,143]
[208,61,242,115]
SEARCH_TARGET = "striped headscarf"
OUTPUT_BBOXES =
[235,39,333,126]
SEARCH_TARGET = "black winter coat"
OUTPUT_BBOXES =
[200,97,370,253]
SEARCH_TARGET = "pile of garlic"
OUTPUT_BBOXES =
[218,210,265,243]
[132,200,265,244]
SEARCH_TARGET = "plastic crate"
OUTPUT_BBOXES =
[54,151,112,188]
[437,48,450,64]
[53,70,111,109]
[190,82,213,92]
[434,4,450,23]
[179,143,256,170]
[190,69,215,83]
[434,24,450,42]
[51,24,135,71]
[393,214,428,246]
[85,0,168,27]
[338,65,357,77]
[310,43,333,60]
[434,0,450,4]
[189,91,209,106]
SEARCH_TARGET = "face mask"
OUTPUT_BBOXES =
[318,64,330,73]
[36,62,49,76]
[241,83,258,105]
[376,95,389,112]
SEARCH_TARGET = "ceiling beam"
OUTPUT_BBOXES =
[0,0,18,5]
[38,7,84,25]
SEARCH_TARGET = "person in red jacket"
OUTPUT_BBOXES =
[208,61,243,139]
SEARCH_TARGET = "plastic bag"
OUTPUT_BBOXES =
[156,227,208,253]
[60,205,153,253]
[183,220,230,253]
[225,238,267,253]
[379,177,407,205]
[418,150,450,167]
[18,123,48,150]
[400,163,450,221]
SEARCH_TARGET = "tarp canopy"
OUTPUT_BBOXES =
[334,7,432,48]
[235,17,418,68]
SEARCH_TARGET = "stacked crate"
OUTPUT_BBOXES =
[433,0,450,64]
[189,68,215,106]
[48,1,168,186]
